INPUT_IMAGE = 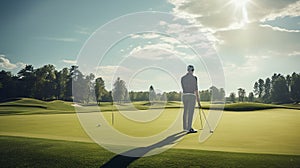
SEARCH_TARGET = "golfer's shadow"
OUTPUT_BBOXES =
[100,131,187,168]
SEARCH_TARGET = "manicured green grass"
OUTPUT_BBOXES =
[1,102,299,155]
[0,98,300,167]
[1,136,299,168]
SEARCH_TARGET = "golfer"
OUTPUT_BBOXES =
[181,65,201,133]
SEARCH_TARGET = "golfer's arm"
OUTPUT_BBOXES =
[195,90,201,106]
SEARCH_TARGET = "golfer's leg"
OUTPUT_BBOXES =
[187,95,196,130]
[182,95,188,131]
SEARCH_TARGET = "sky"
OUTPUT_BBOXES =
[0,0,300,96]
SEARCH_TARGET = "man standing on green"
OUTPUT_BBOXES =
[181,65,201,133]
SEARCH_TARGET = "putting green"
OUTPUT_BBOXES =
[0,103,299,155]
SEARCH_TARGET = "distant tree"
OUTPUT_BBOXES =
[258,79,264,99]
[199,89,211,101]
[34,64,57,100]
[248,92,254,102]
[102,91,112,102]
[253,82,259,97]
[71,66,87,103]
[112,77,127,104]
[161,92,167,101]
[290,72,300,103]
[263,78,271,103]
[271,75,290,103]
[85,73,95,104]
[17,65,35,98]
[271,73,280,85]
[238,88,246,102]
[64,76,73,101]
[167,91,181,101]
[229,92,236,103]
[56,68,69,100]
[210,86,219,101]
[219,88,226,101]
[0,70,17,99]
[286,74,291,93]
[124,89,130,102]
[95,77,106,105]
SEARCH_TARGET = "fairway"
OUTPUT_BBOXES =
[1,99,300,167]
[0,100,299,155]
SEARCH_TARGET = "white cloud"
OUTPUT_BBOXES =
[261,1,300,22]
[223,54,270,93]
[94,65,133,89]
[75,26,92,35]
[167,0,300,95]
[130,33,161,39]
[260,24,300,33]
[288,51,300,57]
[215,22,300,57]
[0,55,25,70]
[130,32,181,45]
[168,0,299,31]
[38,36,79,42]
[62,59,77,65]
[127,43,196,61]
[128,44,175,60]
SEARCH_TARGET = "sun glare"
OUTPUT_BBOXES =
[229,0,252,25]
[232,0,250,8]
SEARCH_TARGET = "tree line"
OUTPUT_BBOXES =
[2,64,297,104]
[0,64,224,103]
[228,73,300,104]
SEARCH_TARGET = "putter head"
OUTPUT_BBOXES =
[210,130,214,133]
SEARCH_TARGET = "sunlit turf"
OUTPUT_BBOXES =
[0,98,300,167]
[1,136,299,168]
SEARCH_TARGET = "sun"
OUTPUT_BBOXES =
[229,0,252,25]
[232,0,250,8]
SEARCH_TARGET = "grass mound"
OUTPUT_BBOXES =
[0,98,74,115]
[0,98,47,108]
[221,102,300,111]
[223,102,277,111]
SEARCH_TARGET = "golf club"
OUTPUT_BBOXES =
[198,107,203,130]
[199,107,214,133]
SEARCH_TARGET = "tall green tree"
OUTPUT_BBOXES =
[210,86,219,101]
[85,73,95,104]
[0,70,17,99]
[290,72,300,103]
[95,77,106,104]
[17,65,35,98]
[34,64,57,100]
[112,77,127,104]
[199,89,211,101]
[258,79,264,99]
[219,88,226,101]
[248,92,254,102]
[238,88,246,102]
[253,82,259,97]
[271,75,290,103]
[70,66,87,103]
[229,92,236,103]
[56,68,69,100]
[263,78,271,103]
[286,74,291,93]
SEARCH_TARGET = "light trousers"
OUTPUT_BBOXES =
[182,94,196,130]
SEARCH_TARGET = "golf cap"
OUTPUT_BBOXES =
[187,65,194,72]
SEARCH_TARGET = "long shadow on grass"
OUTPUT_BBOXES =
[100,131,187,168]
